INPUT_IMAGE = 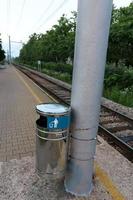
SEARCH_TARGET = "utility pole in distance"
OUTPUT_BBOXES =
[8,35,11,64]
[8,39,23,64]
[65,0,113,197]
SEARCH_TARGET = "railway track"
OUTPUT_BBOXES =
[14,64,133,162]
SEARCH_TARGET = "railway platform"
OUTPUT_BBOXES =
[0,65,132,200]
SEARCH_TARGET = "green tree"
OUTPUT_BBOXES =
[19,13,76,64]
[107,3,133,66]
[0,35,5,61]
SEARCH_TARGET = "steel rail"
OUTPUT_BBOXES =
[13,63,133,162]
[98,125,133,161]
[102,105,133,125]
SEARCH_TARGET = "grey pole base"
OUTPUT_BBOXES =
[64,158,94,197]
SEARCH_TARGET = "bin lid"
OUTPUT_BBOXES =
[36,103,71,116]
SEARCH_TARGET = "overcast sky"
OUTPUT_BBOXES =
[0,0,132,57]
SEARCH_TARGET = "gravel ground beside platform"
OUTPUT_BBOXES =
[96,136,133,200]
[0,157,113,200]
[102,97,133,119]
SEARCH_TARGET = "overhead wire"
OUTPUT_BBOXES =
[6,0,10,35]
[30,0,54,33]
[9,0,26,58]
[20,0,70,46]
[15,0,26,29]
[34,0,68,32]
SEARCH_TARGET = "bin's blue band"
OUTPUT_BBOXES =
[47,116,70,129]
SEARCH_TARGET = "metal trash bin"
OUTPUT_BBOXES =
[35,103,71,178]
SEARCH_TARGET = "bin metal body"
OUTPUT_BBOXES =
[35,103,71,178]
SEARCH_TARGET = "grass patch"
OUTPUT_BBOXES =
[42,68,72,84]
[104,87,133,107]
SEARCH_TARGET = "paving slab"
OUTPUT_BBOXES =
[0,65,52,161]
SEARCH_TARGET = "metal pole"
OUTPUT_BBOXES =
[65,0,112,197]
[9,35,11,64]
[6,50,9,63]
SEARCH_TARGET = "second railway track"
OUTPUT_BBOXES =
[14,64,133,162]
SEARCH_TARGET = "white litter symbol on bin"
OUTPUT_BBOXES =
[49,118,59,128]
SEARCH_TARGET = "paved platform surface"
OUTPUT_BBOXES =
[0,157,114,200]
[0,65,132,200]
[96,136,133,200]
[0,65,52,161]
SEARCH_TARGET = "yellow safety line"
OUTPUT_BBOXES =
[95,162,125,200]
[14,67,125,200]
[14,68,58,103]
[14,68,41,103]
[27,76,58,103]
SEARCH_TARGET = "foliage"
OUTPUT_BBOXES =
[0,35,5,61]
[104,86,133,107]
[19,13,76,63]
[41,62,72,74]
[104,64,133,107]
[19,3,133,67]
[42,68,71,84]
[107,3,133,66]
[18,4,133,107]
[18,60,133,107]
[104,65,133,89]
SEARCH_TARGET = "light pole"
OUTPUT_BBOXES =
[8,35,11,64]
[8,36,23,64]
[65,0,113,196]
